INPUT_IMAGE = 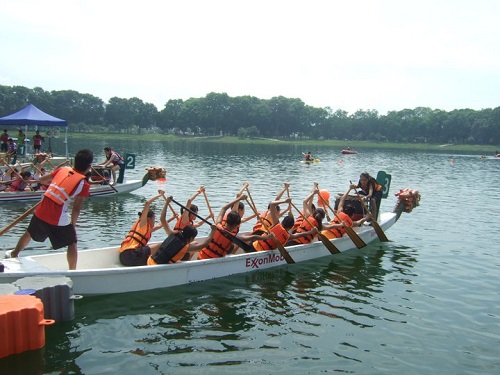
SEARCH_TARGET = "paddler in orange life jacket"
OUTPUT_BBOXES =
[197,195,249,259]
[351,172,382,220]
[6,149,94,270]
[147,196,217,265]
[252,197,318,251]
[98,146,125,185]
[321,187,371,240]
[251,182,291,235]
[174,186,206,231]
[228,183,254,225]
[286,184,325,246]
[291,183,318,232]
[119,191,166,266]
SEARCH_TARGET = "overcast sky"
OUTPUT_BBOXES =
[1,0,499,114]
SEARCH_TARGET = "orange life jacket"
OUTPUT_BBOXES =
[322,212,353,240]
[252,210,273,234]
[292,213,305,231]
[44,167,86,205]
[198,224,237,259]
[253,223,290,251]
[174,217,193,232]
[120,220,152,252]
[292,215,318,244]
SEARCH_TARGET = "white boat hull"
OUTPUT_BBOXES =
[0,175,148,202]
[0,213,398,295]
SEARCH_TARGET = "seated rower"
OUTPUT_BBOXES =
[321,187,371,240]
[251,183,290,235]
[97,146,125,185]
[5,171,35,192]
[197,195,247,260]
[252,198,317,251]
[147,196,216,265]
[174,186,206,231]
[286,185,325,246]
[31,167,47,191]
[291,183,318,232]
[119,191,165,266]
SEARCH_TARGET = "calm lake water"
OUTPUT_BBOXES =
[1,139,499,374]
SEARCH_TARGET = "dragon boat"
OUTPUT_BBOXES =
[0,187,421,296]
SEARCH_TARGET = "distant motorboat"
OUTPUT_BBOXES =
[341,148,358,154]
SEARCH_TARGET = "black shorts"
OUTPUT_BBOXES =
[27,215,77,250]
[119,246,151,266]
[373,190,382,207]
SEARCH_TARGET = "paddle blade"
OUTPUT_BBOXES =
[372,221,389,242]
[318,233,340,254]
[344,227,366,249]
[276,243,295,264]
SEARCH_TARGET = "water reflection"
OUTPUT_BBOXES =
[31,243,419,373]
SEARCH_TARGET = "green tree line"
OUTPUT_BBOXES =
[1,85,499,144]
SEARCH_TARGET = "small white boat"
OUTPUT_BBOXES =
[0,212,406,296]
[0,173,150,202]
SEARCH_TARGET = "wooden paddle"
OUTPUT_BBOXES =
[0,161,34,191]
[244,187,295,264]
[91,166,118,192]
[350,181,389,242]
[54,160,70,169]
[202,189,216,221]
[316,189,366,249]
[166,202,180,223]
[30,163,43,175]
[169,197,254,253]
[289,201,340,254]
[0,201,41,236]
[44,157,56,169]
[285,185,294,218]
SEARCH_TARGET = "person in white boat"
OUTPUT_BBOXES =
[321,187,371,240]
[147,196,217,265]
[31,167,47,191]
[173,186,206,231]
[0,164,17,191]
[4,170,35,192]
[0,169,7,192]
[350,172,383,220]
[252,198,317,251]
[6,149,94,270]
[119,191,166,266]
[197,195,248,260]
[97,146,125,185]
[250,182,290,236]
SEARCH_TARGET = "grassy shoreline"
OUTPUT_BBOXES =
[67,133,498,154]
